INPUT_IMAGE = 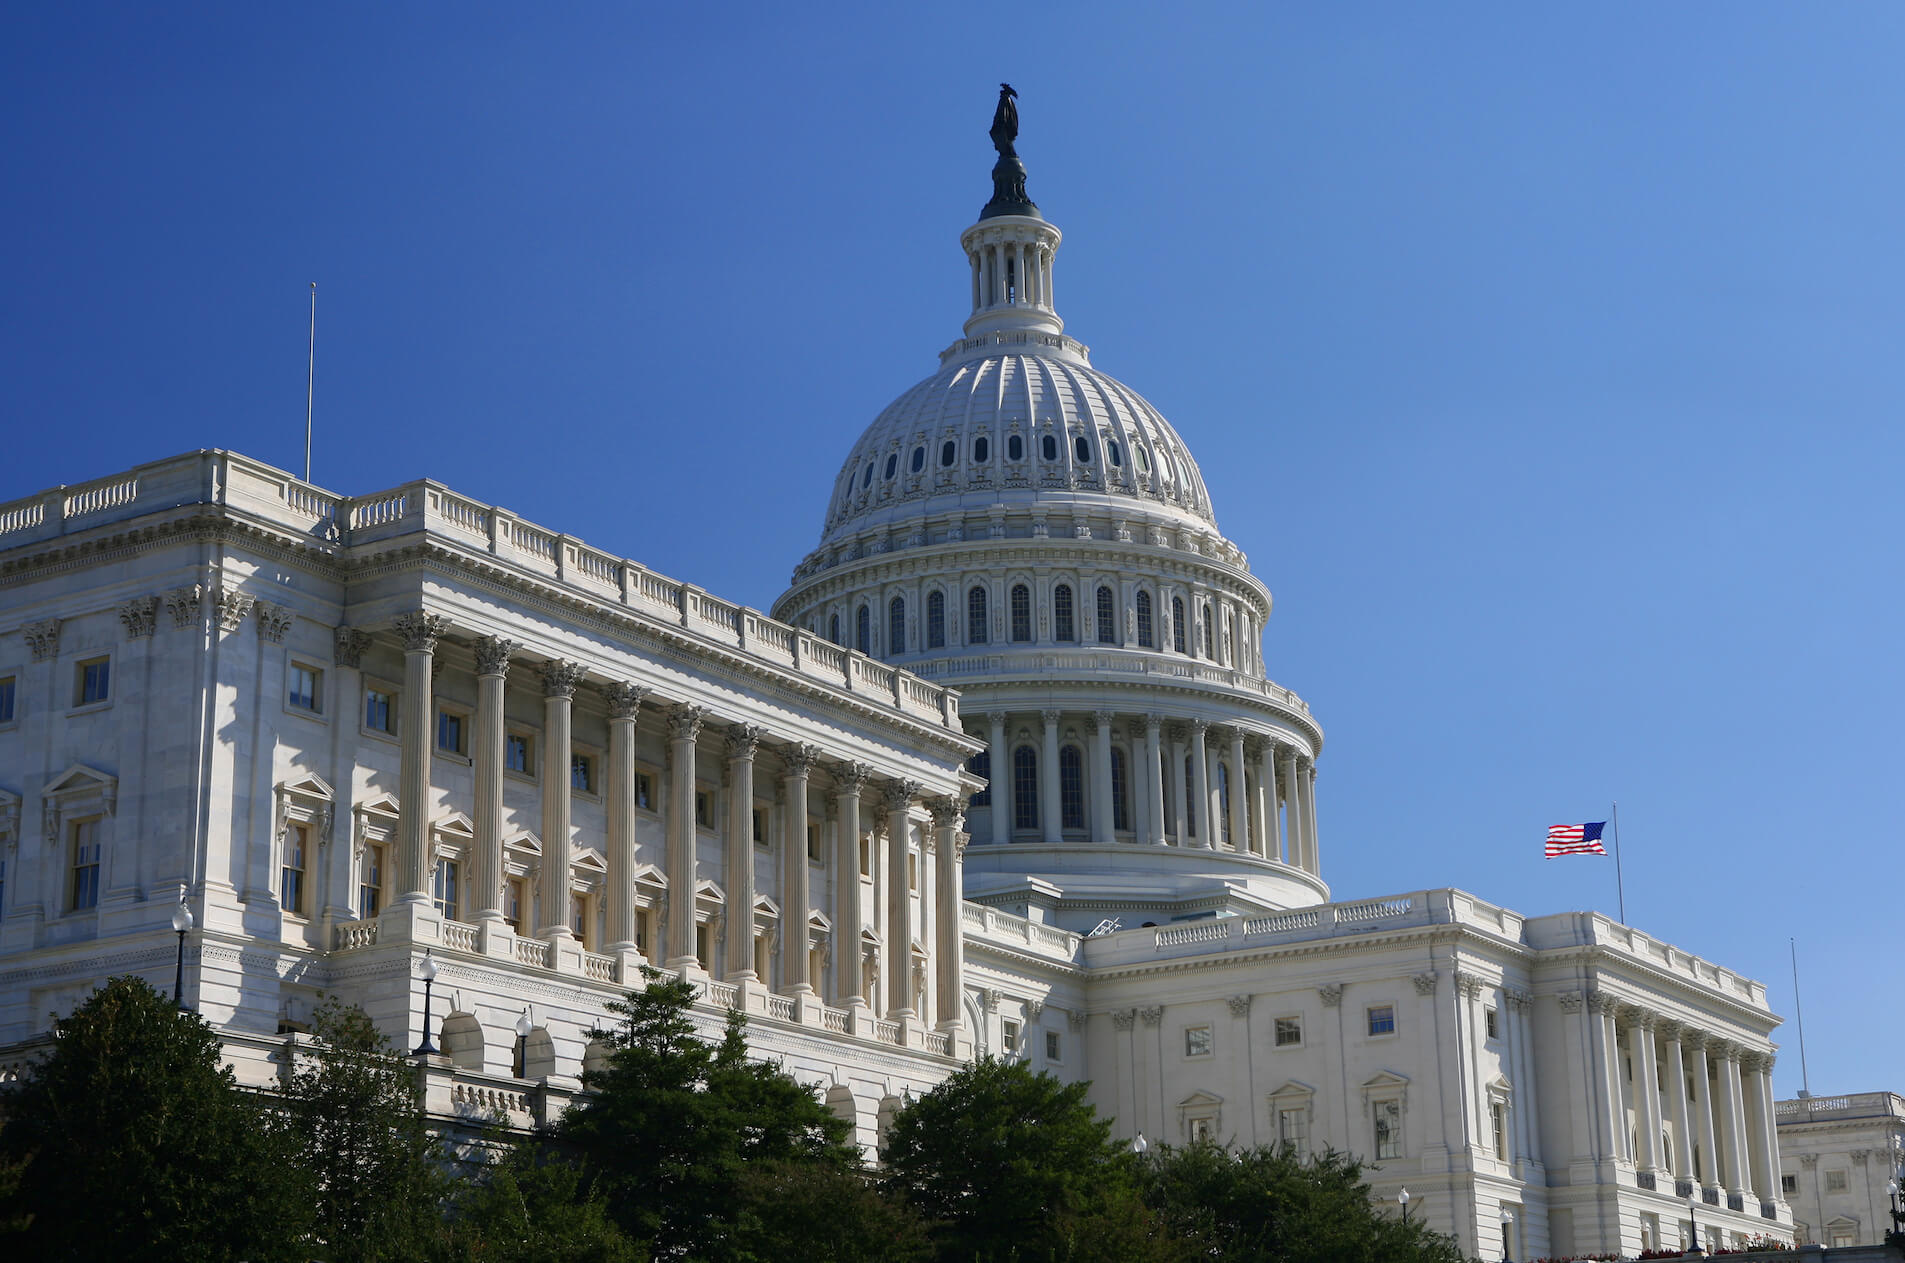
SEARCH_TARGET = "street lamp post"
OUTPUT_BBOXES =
[1499,1207,1515,1262]
[1886,1178,1903,1245]
[514,1007,532,1078]
[170,885,193,1009]
[1687,1196,1704,1256]
[1130,1133,1148,1155]
[412,951,439,1056]
[1398,1188,1410,1226]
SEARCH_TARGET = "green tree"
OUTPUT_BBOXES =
[727,1160,933,1263]
[1136,1142,1469,1263]
[440,1143,643,1263]
[879,1056,1178,1262]
[0,975,305,1262]
[281,996,447,1262]
[554,970,859,1261]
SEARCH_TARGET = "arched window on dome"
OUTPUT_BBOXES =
[856,605,872,655]
[1172,597,1188,654]
[940,440,956,468]
[1010,585,1032,642]
[1110,747,1131,832]
[1202,603,1215,659]
[1041,434,1058,462]
[1074,435,1092,463]
[884,454,898,481]
[968,750,990,809]
[967,587,989,645]
[1096,586,1117,645]
[1007,434,1024,462]
[1217,763,1233,847]
[927,590,946,648]
[829,612,842,646]
[1012,746,1039,830]
[1134,445,1150,474]
[1185,755,1198,839]
[1053,584,1075,642]
[1059,745,1085,831]
[1136,590,1155,648]
[910,446,925,474]
[973,436,989,463]
[862,462,874,490]
[1107,439,1123,468]
[889,597,905,656]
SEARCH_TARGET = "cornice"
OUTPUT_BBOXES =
[1531,944,1778,1033]
[945,674,1323,753]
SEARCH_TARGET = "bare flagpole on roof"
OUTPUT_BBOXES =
[304,282,317,482]
[1611,800,1626,924]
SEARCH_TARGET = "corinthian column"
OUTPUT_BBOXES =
[987,711,1011,843]
[471,636,516,924]
[832,762,871,1006]
[1091,711,1115,842]
[724,724,763,981]
[665,706,706,969]
[538,660,586,939]
[1144,714,1167,846]
[1227,726,1249,852]
[1039,710,1062,843]
[1628,1012,1663,1173]
[929,797,965,1029]
[1245,738,1268,857]
[1189,720,1212,847]
[1687,1032,1722,1192]
[603,681,646,953]
[392,612,448,908]
[779,744,820,994]
[1663,1022,1695,1184]
[885,780,922,1016]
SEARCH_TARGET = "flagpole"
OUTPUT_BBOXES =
[303,282,317,483]
[1611,801,1626,924]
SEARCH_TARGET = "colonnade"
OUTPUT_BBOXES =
[382,611,967,1028]
[976,708,1319,872]
[1575,992,1783,1211]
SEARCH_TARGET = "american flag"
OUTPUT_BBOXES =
[1545,821,1607,857]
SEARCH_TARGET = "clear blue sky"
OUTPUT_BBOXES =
[5,5,1899,1097]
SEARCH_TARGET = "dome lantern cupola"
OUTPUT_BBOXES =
[963,85,1065,341]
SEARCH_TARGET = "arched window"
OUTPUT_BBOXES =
[1074,435,1092,463]
[1134,446,1149,473]
[974,436,990,463]
[1096,586,1117,645]
[1013,746,1039,830]
[927,590,946,648]
[884,453,898,480]
[1202,603,1215,658]
[1053,584,1075,642]
[1217,763,1232,846]
[1136,590,1155,648]
[862,462,874,489]
[1108,440,1123,467]
[968,750,991,808]
[1007,434,1023,461]
[940,440,956,467]
[968,587,989,645]
[1185,756,1198,839]
[829,612,842,646]
[889,596,906,655]
[1010,584,1032,642]
[856,605,872,655]
[910,445,925,473]
[1041,434,1059,461]
[1059,745,1085,830]
[1173,597,1188,654]
[1111,747,1130,832]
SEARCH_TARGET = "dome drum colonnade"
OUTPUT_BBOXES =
[373,606,971,1030]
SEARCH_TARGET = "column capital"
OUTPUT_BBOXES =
[1039,708,1062,726]
[1091,710,1115,729]
[474,635,518,677]
[667,705,706,744]
[334,626,372,669]
[1318,983,1343,1007]
[1680,1028,1710,1051]
[928,796,964,827]
[1144,712,1163,733]
[781,742,823,778]
[1454,971,1487,999]
[1585,990,1616,1014]
[1504,986,1534,1011]
[393,610,449,653]
[1412,971,1440,996]
[833,761,873,795]
[1138,1005,1163,1027]
[986,710,1010,727]
[1188,717,1209,736]
[1226,994,1253,1018]
[540,659,587,699]
[726,723,764,762]
[1556,990,1585,1014]
[1111,1008,1136,1031]
[603,681,647,720]
[882,779,922,814]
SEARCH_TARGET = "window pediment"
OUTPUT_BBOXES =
[1362,1069,1411,1116]
[1267,1079,1316,1104]
[1178,1089,1224,1110]
[40,764,116,842]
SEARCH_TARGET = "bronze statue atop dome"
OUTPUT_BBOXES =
[981,83,1042,221]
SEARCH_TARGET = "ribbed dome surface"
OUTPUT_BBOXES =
[817,346,1217,549]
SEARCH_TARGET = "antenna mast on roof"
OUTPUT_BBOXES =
[303,283,317,482]
[1790,937,1812,1099]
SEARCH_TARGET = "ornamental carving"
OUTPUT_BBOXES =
[1092,710,1114,729]
[980,988,1002,1013]
[603,681,646,721]
[1226,995,1253,1018]
[474,636,518,677]
[213,588,255,633]
[1454,972,1485,1000]
[1798,1152,1818,1168]
[1412,971,1439,996]
[1850,1148,1870,1166]
[1584,991,1613,1014]
[166,585,203,629]
[726,724,764,762]
[117,596,158,639]
[1556,991,1585,1014]
[253,601,294,643]
[1188,718,1209,736]
[1680,1028,1708,1051]
[22,618,61,661]
[392,611,448,653]
[1067,1008,1089,1031]
[832,761,873,795]
[1138,1006,1163,1027]
[1111,1008,1137,1031]
[540,660,586,699]
[334,626,372,668]
[882,779,922,814]
[781,743,822,778]
[668,706,706,744]
[1040,709,1061,726]
[1504,987,1534,1012]
[1024,999,1044,1021]
[1318,984,1343,1008]
[927,796,964,827]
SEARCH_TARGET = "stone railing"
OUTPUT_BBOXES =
[908,649,1311,717]
[1524,911,1772,1010]
[961,903,1083,964]
[0,450,963,731]
[1776,1092,1905,1122]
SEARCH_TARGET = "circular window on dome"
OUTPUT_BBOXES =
[1074,436,1092,463]
[885,454,898,480]
[1041,434,1058,462]
[974,436,990,463]
[1008,435,1024,461]
[940,440,956,467]
[1108,440,1123,468]
[911,446,925,474]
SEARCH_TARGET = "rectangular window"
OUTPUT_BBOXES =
[360,844,385,919]
[570,894,592,948]
[908,853,919,891]
[75,657,111,706]
[1001,1019,1020,1055]
[1184,1025,1213,1057]
[753,808,767,847]
[695,790,712,829]
[1278,1107,1308,1158]
[1274,1016,1303,1047]
[1825,1170,1849,1193]
[364,688,394,734]
[807,821,822,863]
[1373,1098,1402,1159]
[288,664,322,712]
[635,906,651,956]
[1188,1117,1214,1144]
[70,818,101,910]
[432,858,459,922]
[436,709,464,755]
[571,752,594,793]
[1485,1006,1500,1040]
[0,674,15,723]
[859,836,872,877]
[1781,1174,1797,1195]
[507,877,527,933]
[1046,1030,1062,1062]
[1367,1004,1396,1037]
[281,822,308,915]
[1490,1100,1508,1156]
[635,771,654,810]
[506,732,532,775]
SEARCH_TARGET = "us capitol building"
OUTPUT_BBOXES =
[0,96,1798,1259]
